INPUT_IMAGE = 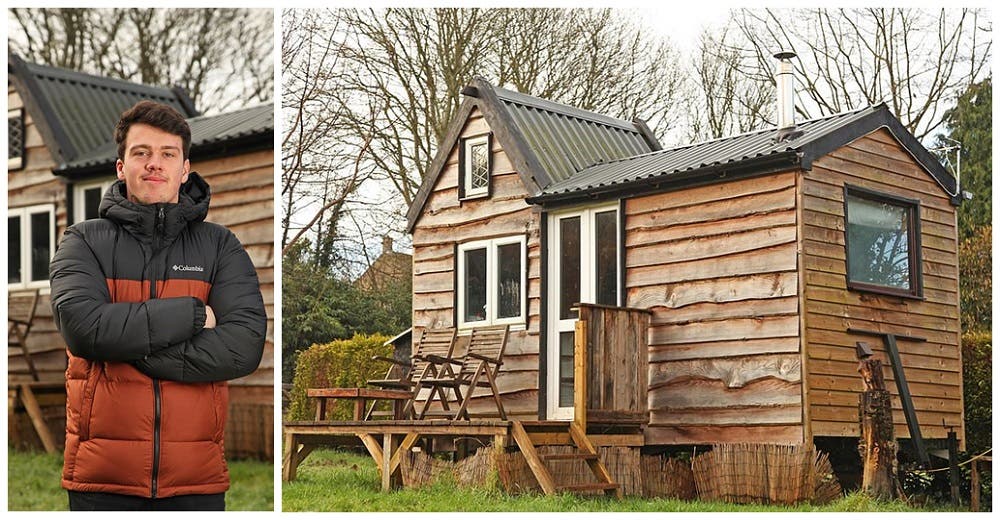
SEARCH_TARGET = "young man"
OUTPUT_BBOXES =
[49,101,267,511]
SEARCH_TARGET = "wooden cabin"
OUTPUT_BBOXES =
[7,54,275,458]
[406,77,963,449]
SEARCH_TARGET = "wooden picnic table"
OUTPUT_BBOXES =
[307,388,412,421]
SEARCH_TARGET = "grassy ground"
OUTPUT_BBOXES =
[7,449,274,511]
[282,448,955,512]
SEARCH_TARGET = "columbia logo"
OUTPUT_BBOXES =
[173,264,204,272]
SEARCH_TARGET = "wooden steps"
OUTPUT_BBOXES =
[510,420,621,498]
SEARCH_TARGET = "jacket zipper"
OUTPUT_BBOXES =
[150,206,164,499]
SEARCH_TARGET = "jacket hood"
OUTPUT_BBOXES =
[99,172,211,247]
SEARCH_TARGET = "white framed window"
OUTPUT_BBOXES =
[457,235,526,328]
[8,204,56,289]
[73,178,115,224]
[9,108,25,171]
[461,134,491,199]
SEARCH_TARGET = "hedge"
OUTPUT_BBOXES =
[962,331,991,455]
[286,333,393,421]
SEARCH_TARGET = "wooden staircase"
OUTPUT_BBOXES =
[510,420,621,498]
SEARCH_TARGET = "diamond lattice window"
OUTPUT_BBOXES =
[8,109,25,170]
[470,142,489,190]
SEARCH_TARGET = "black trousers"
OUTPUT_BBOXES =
[67,491,225,511]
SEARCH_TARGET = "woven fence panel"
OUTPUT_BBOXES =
[225,402,273,460]
[640,455,696,499]
[692,443,842,505]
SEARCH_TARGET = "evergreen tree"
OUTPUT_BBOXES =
[936,77,991,240]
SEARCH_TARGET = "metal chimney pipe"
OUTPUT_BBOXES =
[774,51,797,130]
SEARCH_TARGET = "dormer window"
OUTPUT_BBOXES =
[461,134,491,199]
[9,108,25,171]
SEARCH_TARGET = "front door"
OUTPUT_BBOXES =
[546,204,620,420]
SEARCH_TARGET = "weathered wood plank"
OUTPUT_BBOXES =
[626,225,796,268]
[649,296,798,326]
[649,353,801,389]
[650,404,802,426]
[645,424,804,445]
[649,337,800,362]
[649,378,802,409]
[629,244,797,287]
[628,272,798,310]
[627,186,796,230]
[648,315,799,346]
[625,209,796,247]
[627,172,795,215]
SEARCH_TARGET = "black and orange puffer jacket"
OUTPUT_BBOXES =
[49,173,266,498]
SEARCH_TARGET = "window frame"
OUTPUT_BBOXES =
[72,178,116,225]
[9,108,25,171]
[8,203,56,290]
[842,184,923,299]
[456,234,527,329]
[460,134,492,200]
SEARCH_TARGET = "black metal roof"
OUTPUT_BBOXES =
[528,103,958,206]
[8,53,196,165]
[491,85,656,185]
[405,77,660,231]
[59,102,274,174]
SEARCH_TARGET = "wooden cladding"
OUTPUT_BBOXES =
[576,304,651,426]
[802,129,962,442]
[626,171,804,445]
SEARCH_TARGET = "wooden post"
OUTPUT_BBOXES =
[947,431,959,507]
[971,459,980,511]
[857,356,896,499]
[19,385,57,453]
[282,432,298,481]
[573,319,587,430]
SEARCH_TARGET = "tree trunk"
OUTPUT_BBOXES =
[857,358,896,499]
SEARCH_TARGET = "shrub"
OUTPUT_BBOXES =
[286,333,393,421]
[962,331,991,455]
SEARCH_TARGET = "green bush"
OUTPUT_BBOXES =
[959,226,991,333]
[287,333,393,421]
[962,331,991,455]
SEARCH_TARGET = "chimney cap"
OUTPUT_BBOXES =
[774,51,797,60]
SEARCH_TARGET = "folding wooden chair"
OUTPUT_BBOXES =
[8,289,41,381]
[366,327,458,419]
[417,324,509,420]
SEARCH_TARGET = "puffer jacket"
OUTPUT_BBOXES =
[49,173,266,498]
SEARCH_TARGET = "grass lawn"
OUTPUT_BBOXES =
[282,448,955,512]
[7,448,274,511]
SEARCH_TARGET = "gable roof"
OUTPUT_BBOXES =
[405,77,660,231]
[57,102,275,176]
[528,104,959,206]
[8,53,197,166]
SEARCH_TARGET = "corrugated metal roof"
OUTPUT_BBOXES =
[61,103,274,171]
[493,85,654,184]
[19,60,191,160]
[539,105,882,197]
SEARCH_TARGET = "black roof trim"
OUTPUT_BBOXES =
[632,118,662,151]
[8,53,77,163]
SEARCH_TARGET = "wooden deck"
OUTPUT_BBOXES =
[282,418,642,495]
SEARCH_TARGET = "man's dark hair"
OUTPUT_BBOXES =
[115,100,192,160]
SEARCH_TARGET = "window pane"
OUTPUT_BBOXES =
[84,187,102,220]
[496,242,521,319]
[470,142,489,190]
[847,194,911,289]
[464,248,487,322]
[559,216,581,320]
[595,210,618,305]
[9,216,21,283]
[30,211,50,282]
[8,113,24,161]
[558,331,575,407]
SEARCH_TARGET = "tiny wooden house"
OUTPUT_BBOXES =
[7,55,275,457]
[407,77,963,448]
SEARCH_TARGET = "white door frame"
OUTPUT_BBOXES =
[545,203,620,420]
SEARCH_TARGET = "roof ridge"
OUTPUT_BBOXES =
[579,104,882,171]
[23,59,176,96]
[491,84,640,132]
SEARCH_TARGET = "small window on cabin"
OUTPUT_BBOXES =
[8,204,55,289]
[8,108,25,171]
[462,134,491,198]
[458,235,526,328]
[844,186,922,298]
[73,179,115,224]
